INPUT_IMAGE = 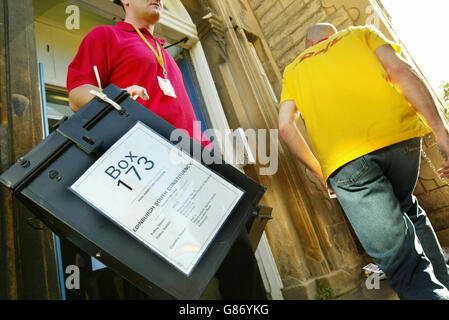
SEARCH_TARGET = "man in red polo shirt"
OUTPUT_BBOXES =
[67,0,209,148]
[67,0,267,300]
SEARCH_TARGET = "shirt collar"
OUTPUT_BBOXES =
[116,21,166,45]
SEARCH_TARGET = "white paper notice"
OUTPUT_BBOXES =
[70,121,244,275]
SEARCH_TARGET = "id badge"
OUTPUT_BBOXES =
[158,76,177,98]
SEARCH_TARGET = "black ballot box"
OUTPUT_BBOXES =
[0,84,266,300]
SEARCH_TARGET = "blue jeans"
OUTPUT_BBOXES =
[328,138,449,300]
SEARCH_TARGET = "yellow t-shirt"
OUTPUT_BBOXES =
[281,25,431,182]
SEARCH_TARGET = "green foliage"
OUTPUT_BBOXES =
[316,281,337,300]
[441,82,449,118]
[442,82,449,104]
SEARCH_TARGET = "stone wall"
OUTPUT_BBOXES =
[248,0,354,72]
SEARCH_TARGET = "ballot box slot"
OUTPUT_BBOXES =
[55,89,129,156]
[82,90,129,131]
[56,112,105,155]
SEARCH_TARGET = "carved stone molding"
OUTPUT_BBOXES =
[197,11,228,61]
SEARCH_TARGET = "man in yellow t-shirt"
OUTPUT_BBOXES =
[279,23,449,300]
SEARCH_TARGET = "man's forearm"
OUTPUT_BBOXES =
[390,65,448,137]
[68,84,100,112]
[375,45,449,175]
[280,123,322,177]
[279,101,324,187]
[376,45,448,138]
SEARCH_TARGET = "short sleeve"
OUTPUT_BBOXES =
[280,70,295,104]
[363,25,401,54]
[66,27,112,93]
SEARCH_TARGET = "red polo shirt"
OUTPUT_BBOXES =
[67,21,210,148]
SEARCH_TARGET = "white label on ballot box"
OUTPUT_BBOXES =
[70,121,244,276]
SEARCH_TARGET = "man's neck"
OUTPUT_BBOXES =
[124,15,157,34]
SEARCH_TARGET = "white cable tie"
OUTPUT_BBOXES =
[93,65,102,90]
[89,90,122,111]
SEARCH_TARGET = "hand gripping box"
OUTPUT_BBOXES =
[0,84,266,300]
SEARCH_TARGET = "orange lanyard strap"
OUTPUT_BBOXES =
[132,24,167,77]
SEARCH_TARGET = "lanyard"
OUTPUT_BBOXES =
[132,24,167,77]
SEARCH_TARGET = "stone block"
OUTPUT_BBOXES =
[281,268,362,300]
[259,2,285,31]
[254,0,278,20]
[414,179,425,195]
[264,0,309,41]
[326,222,360,268]
[247,0,264,11]
[417,187,449,212]
[427,207,449,231]
[436,228,449,247]
[315,269,360,297]
[281,277,317,300]
[327,7,352,28]
[291,11,328,43]
[280,0,297,9]
[268,0,322,46]
[337,18,353,30]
